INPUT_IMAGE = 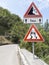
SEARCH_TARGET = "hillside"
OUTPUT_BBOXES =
[0,7,49,64]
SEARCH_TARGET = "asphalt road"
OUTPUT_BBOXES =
[0,44,20,65]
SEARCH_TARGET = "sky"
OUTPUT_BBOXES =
[0,0,49,23]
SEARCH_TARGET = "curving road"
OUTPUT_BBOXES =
[0,44,20,65]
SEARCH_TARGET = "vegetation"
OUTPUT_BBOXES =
[0,7,49,64]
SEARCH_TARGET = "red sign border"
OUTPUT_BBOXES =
[23,24,44,42]
[24,2,42,18]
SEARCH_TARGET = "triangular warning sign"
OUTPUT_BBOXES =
[23,24,44,42]
[24,2,42,18]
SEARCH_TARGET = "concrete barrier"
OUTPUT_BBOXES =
[21,49,48,65]
[18,47,28,65]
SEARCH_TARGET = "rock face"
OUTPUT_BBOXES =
[0,36,12,45]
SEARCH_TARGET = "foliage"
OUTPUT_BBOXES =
[35,42,49,58]
[0,7,11,17]
[40,29,49,45]
[0,7,49,64]
[44,19,49,31]
[44,55,49,64]
[19,40,32,52]
[0,7,29,42]
[0,7,22,35]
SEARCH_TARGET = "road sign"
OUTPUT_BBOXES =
[23,24,44,42]
[23,2,43,24]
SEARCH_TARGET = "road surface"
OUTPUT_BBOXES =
[0,44,20,65]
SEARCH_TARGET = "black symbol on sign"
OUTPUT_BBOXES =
[39,19,41,23]
[25,19,27,23]
[28,7,35,15]
[30,31,37,39]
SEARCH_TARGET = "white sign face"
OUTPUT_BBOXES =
[27,28,40,39]
[23,24,44,42]
[24,18,42,24]
[23,2,43,24]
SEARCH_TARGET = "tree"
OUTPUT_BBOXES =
[0,7,22,35]
[35,42,49,58]
[10,21,29,42]
[44,19,49,31]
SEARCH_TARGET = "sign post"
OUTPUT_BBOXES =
[23,2,44,59]
[23,24,44,59]
[32,42,34,59]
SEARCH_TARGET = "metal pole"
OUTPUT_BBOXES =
[32,42,34,59]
